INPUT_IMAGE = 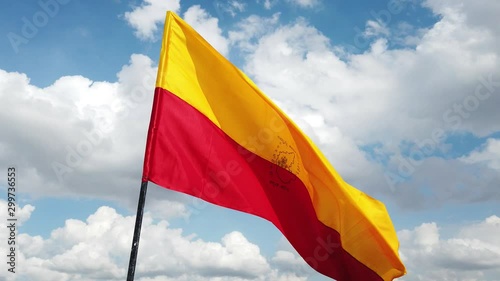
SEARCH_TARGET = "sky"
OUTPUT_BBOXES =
[0,0,499,280]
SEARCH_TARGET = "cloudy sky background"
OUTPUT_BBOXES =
[1,0,499,280]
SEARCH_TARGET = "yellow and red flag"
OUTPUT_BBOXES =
[143,11,406,281]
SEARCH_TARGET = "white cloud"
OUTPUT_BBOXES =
[424,0,500,41]
[183,5,230,56]
[458,216,500,246]
[232,0,500,205]
[286,0,320,9]
[257,0,279,10]
[271,250,311,277]
[229,13,281,52]
[0,54,199,217]
[0,200,35,227]
[0,201,307,281]
[214,0,246,18]
[244,11,499,143]
[461,138,500,170]
[124,0,181,40]
[364,20,391,37]
[399,216,500,281]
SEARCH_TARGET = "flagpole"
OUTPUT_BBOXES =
[126,180,149,281]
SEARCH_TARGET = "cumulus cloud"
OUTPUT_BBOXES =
[124,0,181,40]
[229,13,281,52]
[0,200,35,227]
[461,138,500,170]
[243,7,499,143]
[0,201,306,281]
[271,250,311,277]
[232,0,500,206]
[0,54,196,217]
[399,216,500,281]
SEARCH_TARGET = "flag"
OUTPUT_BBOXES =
[142,11,406,281]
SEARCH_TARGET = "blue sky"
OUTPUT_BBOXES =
[1,0,500,280]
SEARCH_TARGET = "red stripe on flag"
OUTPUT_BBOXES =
[143,87,383,281]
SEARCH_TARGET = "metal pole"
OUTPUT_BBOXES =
[126,181,149,281]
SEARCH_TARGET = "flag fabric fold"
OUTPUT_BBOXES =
[142,11,406,281]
